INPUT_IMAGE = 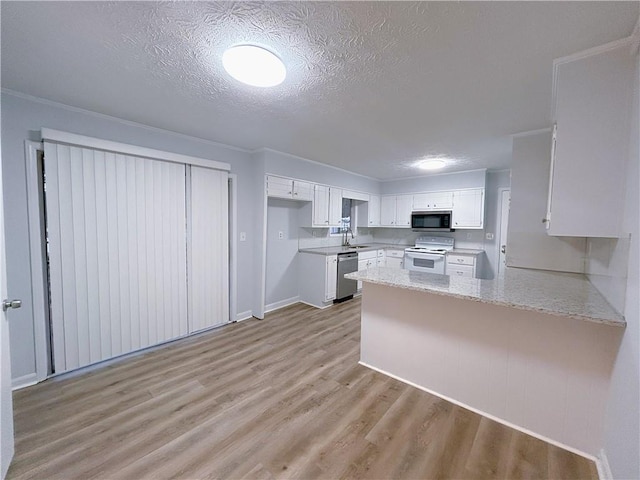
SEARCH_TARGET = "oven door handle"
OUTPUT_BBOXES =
[405,252,445,261]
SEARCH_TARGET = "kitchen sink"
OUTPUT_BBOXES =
[347,245,370,249]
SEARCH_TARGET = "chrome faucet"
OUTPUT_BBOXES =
[342,227,354,247]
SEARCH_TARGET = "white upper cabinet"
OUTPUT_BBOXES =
[413,191,454,211]
[380,196,397,226]
[452,189,484,229]
[266,175,312,201]
[395,195,413,227]
[313,184,330,226]
[310,184,342,227]
[357,194,381,227]
[328,188,343,227]
[266,175,293,198]
[367,194,381,226]
[546,39,634,237]
[380,195,412,227]
[293,180,313,201]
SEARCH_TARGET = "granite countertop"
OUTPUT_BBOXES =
[298,243,408,256]
[449,248,484,255]
[346,267,625,327]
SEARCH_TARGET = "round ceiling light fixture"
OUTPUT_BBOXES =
[416,158,447,171]
[222,44,286,87]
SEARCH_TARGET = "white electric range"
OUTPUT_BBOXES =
[404,236,454,274]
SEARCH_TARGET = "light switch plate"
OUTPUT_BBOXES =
[485,232,494,240]
[240,232,246,241]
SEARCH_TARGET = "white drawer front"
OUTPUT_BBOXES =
[447,264,474,277]
[447,254,475,266]
[386,249,405,258]
[358,251,377,261]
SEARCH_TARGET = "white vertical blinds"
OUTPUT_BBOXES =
[44,142,189,373]
[188,166,229,333]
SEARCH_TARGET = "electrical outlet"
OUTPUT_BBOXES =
[278,231,284,240]
[485,232,494,240]
[239,232,246,242]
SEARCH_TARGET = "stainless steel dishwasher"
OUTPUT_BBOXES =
[335,252,358,302]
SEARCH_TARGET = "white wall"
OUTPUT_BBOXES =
[596,52,639,480]
[265,198,302,310]
[1,91,256,382]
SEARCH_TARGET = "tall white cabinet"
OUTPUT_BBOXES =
[546,39,635,237]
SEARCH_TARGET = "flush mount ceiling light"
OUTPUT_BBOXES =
[416,158,447,171]
[222,44,286,87]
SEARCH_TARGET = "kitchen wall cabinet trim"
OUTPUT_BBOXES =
[546,37,634,237]
[342,189,369,202]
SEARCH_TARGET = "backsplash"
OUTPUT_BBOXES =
[298,227,374,249]
[370,228,487,250]
[299,227,487,250]
[585,236,630,314]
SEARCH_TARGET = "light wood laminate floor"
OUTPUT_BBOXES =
[8,298,598,480]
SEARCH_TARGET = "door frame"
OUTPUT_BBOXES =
[24,141,50,385]
[228,173,238,322]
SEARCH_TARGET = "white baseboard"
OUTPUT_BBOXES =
[235,310,253,322]
[12,372,38,390]
[359,361,597,462]
[596,449,613,480]
[265,296,300,313]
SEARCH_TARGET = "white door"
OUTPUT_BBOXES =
[1,155,16,478]
[498,189,510,275]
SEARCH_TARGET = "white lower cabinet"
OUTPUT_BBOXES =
[446,252,482,278]
[357,250,378,291]
[298,253,338,308]
[325,255,337,302]
[385,249,405,269]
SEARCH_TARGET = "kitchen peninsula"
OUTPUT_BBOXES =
[346,267,624,457]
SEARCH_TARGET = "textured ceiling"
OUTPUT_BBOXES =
[2,1,638,179]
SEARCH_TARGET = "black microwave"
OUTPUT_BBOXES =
[411,211,454,232]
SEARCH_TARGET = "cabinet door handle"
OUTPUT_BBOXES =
[2,299,21,311]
